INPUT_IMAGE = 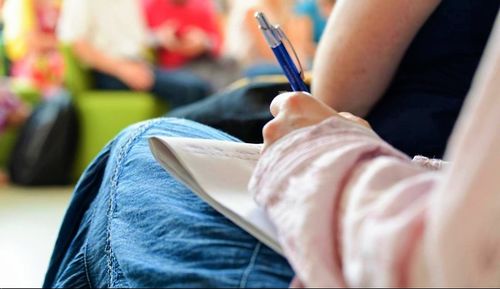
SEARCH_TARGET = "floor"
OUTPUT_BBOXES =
[0,186,72,288]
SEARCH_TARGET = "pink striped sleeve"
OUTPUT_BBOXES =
[249,116,421,287]
[249,16,500,287]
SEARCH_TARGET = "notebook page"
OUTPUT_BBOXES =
[149,137,282,255]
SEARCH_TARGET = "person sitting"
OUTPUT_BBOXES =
[141,0,223,70]
[314,0,498,158]
[3,0,64,96]
[170,0,496,158]
[57,0,211,109]
[44,1,499,288]
[141,0,238,91]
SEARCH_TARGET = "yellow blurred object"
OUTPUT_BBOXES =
[3,0,64,92]
[3,0,35,61]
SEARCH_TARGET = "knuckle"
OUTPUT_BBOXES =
[284,93,304,111]
[263,121,279,140]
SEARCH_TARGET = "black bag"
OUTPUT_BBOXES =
[169,77,306,143]
[8,91,78,186]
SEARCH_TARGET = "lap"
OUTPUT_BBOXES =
[48,118,293,288]
[151,69,211,108]
[92,69,210,109]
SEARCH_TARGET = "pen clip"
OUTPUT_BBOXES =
[255,11,306,81]
[275,26,306,81]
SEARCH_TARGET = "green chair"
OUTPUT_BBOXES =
[0,128,17,167]
[61,46,168,178]
[0,31,7,77]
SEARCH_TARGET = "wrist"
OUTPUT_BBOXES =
[109,59,127,79]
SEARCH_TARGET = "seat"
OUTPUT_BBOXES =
[61,45,168,178]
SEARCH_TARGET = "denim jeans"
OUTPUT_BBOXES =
[93,69,212,109]
[44,118,294,288]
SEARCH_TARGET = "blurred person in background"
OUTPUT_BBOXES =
[141,0,223,70]
[3,0,64,96]
[58,0,211,109]
[225,0,317,78]
[141,0,238,91]
[294,0,335,63]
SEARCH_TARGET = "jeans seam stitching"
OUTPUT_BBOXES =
[105,119,162,287]
[83,195,99,289]
[83,241,93,288]
[239,242,262,288]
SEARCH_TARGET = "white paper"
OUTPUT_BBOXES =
[149,137,282,255]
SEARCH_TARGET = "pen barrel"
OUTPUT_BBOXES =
[272,44,309,92]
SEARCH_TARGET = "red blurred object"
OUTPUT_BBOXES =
[142,0,223,69]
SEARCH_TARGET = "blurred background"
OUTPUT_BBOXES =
[0,0,335,286]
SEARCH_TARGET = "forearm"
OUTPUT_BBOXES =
[312,0,441,116]
[30,32,59,52]
[71,40,123,77]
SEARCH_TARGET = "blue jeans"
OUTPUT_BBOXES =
[44,118,294,288]
[93,69,212,109]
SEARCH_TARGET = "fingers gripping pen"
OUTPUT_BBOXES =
[255,12,309,92]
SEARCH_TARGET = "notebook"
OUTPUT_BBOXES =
[148,136,283,255]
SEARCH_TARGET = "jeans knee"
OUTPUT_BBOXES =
[111,117,239,159]
[112,120,159,148]
[111,118,212,150]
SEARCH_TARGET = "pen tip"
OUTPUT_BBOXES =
[255,11,270,29]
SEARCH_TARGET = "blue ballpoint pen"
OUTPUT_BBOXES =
[255,12,309,92]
